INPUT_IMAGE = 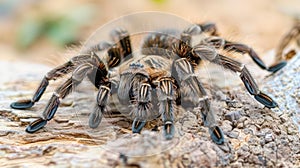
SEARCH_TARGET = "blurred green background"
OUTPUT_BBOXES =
[0,0,299,65]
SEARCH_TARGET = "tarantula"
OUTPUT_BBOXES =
[10,22,287,145]
[276,20,300,61]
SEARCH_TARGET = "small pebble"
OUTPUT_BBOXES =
[243,125,257,135]
[230,162,242,168]
[287,125,298,135]
[255,118,264,126]
[236,122,244,129]
[221,120,233,132]
[250,145,262,155]
[60,100,73,107]
[224,110,241,122]
[264,133,274,143]
[226,129,239,139]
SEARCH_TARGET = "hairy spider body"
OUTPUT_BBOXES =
[11,20,287,145]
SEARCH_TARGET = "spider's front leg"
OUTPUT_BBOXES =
[89,82,111,128]
[117,62,154,134]
[155,77,180,140]
[131,79,152,133]
[203,37,287,73]
[10,61,75,109]
[25,62,94,133]
[193,45,278,108]
[24,52,109,133]
[10,53,100,110]
[173,58,224,144]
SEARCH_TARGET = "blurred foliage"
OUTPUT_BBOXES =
[17,19,44,49]
[151,0,167,4]
[16,5,95,49]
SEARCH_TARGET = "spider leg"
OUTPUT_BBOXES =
[204,37,287,73]
[132,119,147,134]
[10,55,84,109]
[198,22,219,36]
[110,27,132,61]
[82,41,112,54]
[82,40,123,69]
[132,78,157,133]
[89,82,111,128]
[26,79,73,133]
[193,45,278,108]
[10,52,107,110]
[173,58,224,144]
[116,61,154,133]
[85,28,133,68]
[275,21,300,62]
[181,22,219,45]
[174,25,205,66]
[26,52,109,133]
[26,63,94,133]
[156,77,179,140]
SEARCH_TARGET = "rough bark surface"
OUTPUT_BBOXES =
[0,54,299,167]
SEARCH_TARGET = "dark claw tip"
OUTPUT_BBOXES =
[132,119,146,134]
[10,100,34,109]
[254,92,278,108]
[268,61,287,73]
[209,126,225,145]
[26,118,47,133]
[88,111,102,129]
[163,123,175,140]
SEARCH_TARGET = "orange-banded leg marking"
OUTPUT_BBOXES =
[209,126,225,145]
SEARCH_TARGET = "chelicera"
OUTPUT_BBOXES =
[10,16,287,145]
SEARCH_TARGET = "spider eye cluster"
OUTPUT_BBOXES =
[129,62,144,68]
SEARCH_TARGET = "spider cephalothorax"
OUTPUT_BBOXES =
[10,15,287,145]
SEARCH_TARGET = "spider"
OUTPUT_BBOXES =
[275,20,300,61]
[10,21,287,145]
